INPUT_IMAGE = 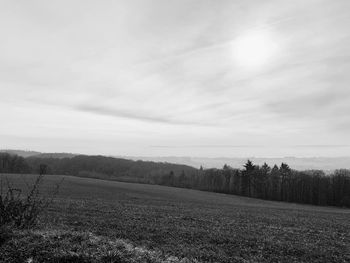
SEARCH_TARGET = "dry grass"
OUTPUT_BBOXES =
[1,229,195,262]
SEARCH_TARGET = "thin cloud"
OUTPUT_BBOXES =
[150,145,266,148]
[76,104,209,126]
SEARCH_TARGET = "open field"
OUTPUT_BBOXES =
[1,174,350,262]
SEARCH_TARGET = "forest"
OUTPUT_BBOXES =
[1,152,349,207]
[153,161,350,207]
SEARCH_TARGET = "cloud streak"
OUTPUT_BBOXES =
[76,104,212,126]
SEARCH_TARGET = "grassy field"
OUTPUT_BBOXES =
[1,174,350,262]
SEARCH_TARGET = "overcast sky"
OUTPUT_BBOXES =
[1,0,350,157]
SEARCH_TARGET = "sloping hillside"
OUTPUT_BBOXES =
[25,155,197,182]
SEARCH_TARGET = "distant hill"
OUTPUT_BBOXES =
[0,149,41,158]
[0,149,76,159]
[3,149,350,172]
[33,153,77,159]
[118,156,350,171]
[25,155,197,183]
[1,150,198,183]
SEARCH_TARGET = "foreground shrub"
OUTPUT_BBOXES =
[0,226,13,246]
[0,175,60,229]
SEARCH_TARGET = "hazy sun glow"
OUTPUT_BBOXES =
[233,30,278,70]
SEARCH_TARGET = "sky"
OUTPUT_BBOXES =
[1,0,350,157]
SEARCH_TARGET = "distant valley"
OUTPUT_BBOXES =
[118,155,350,171]
[2,149,350,171]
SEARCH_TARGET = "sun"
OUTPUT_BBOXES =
[232,29,278,70]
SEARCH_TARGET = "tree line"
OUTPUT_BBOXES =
[154,160,350,207]
[1,153,349,207]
